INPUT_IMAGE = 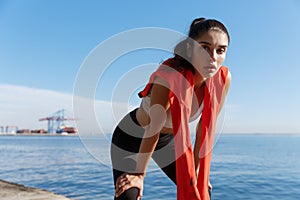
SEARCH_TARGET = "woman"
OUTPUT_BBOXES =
[111,17,231,200]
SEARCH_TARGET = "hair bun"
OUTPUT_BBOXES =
[190,17,206,29]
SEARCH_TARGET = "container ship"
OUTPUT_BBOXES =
[56,126,77,134]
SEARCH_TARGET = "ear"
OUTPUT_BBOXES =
[186,42,192,58]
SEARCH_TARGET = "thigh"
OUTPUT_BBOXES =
[111,109,145,183]
[151,133,177,184]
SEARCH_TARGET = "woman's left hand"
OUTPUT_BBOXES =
[115,173,145,199]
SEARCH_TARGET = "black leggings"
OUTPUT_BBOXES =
[110,109,211,199]
[111,109,176,200]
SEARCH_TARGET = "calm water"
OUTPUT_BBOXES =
[0,134,299,200]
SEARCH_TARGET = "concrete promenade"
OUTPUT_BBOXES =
[0,179,72,200]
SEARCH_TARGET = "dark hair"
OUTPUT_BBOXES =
[188,18,230,43]
[170,17,230,73]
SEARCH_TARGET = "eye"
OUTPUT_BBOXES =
[201,45,210,51]
[217,48,226,54]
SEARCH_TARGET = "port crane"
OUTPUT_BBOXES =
[39,109,76,134]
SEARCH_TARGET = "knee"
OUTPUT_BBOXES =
[115,187,139,200]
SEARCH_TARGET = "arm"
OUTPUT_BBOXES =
[115,78,170,199]
[135,81,170,174]
[218,71,232,115]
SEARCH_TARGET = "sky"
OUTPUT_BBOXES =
[0,0,300,134]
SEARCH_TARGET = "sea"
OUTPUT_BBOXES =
[0,134,299,200]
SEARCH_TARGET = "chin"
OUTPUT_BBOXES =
[203,71,217,79]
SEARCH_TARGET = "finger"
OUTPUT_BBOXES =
[119,179,130,188]
[116,173,129,188]
[115,177,122,187]
[118,175,134,188]
[115,178,133,196]
[115,180,129,196]
[115,183,132,197]
[116,173,128,184]
[137,188,143,200]
[115,186,124,198]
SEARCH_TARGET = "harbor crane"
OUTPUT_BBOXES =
[39,109,76,134]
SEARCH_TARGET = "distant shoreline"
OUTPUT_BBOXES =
[0,133,299,137]
[0,133,78,137]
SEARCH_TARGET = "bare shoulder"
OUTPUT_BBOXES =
[153,76,170,89]
[150,77,170,109]
[225,70,231,93]
[226,70,232,83]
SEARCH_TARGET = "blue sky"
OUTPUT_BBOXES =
[1,0,300,134]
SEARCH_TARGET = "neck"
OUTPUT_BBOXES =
[194,71,206,88]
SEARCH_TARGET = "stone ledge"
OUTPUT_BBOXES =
[0,179,72,200]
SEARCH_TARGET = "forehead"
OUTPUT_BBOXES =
[196,30,229,46]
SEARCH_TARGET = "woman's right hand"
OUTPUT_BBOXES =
[115,173,145,200]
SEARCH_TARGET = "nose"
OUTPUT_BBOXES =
[209,50,217,62]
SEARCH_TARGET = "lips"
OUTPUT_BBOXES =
[204,65,217,72]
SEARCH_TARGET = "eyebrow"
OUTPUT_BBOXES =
[198,41,228,48]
